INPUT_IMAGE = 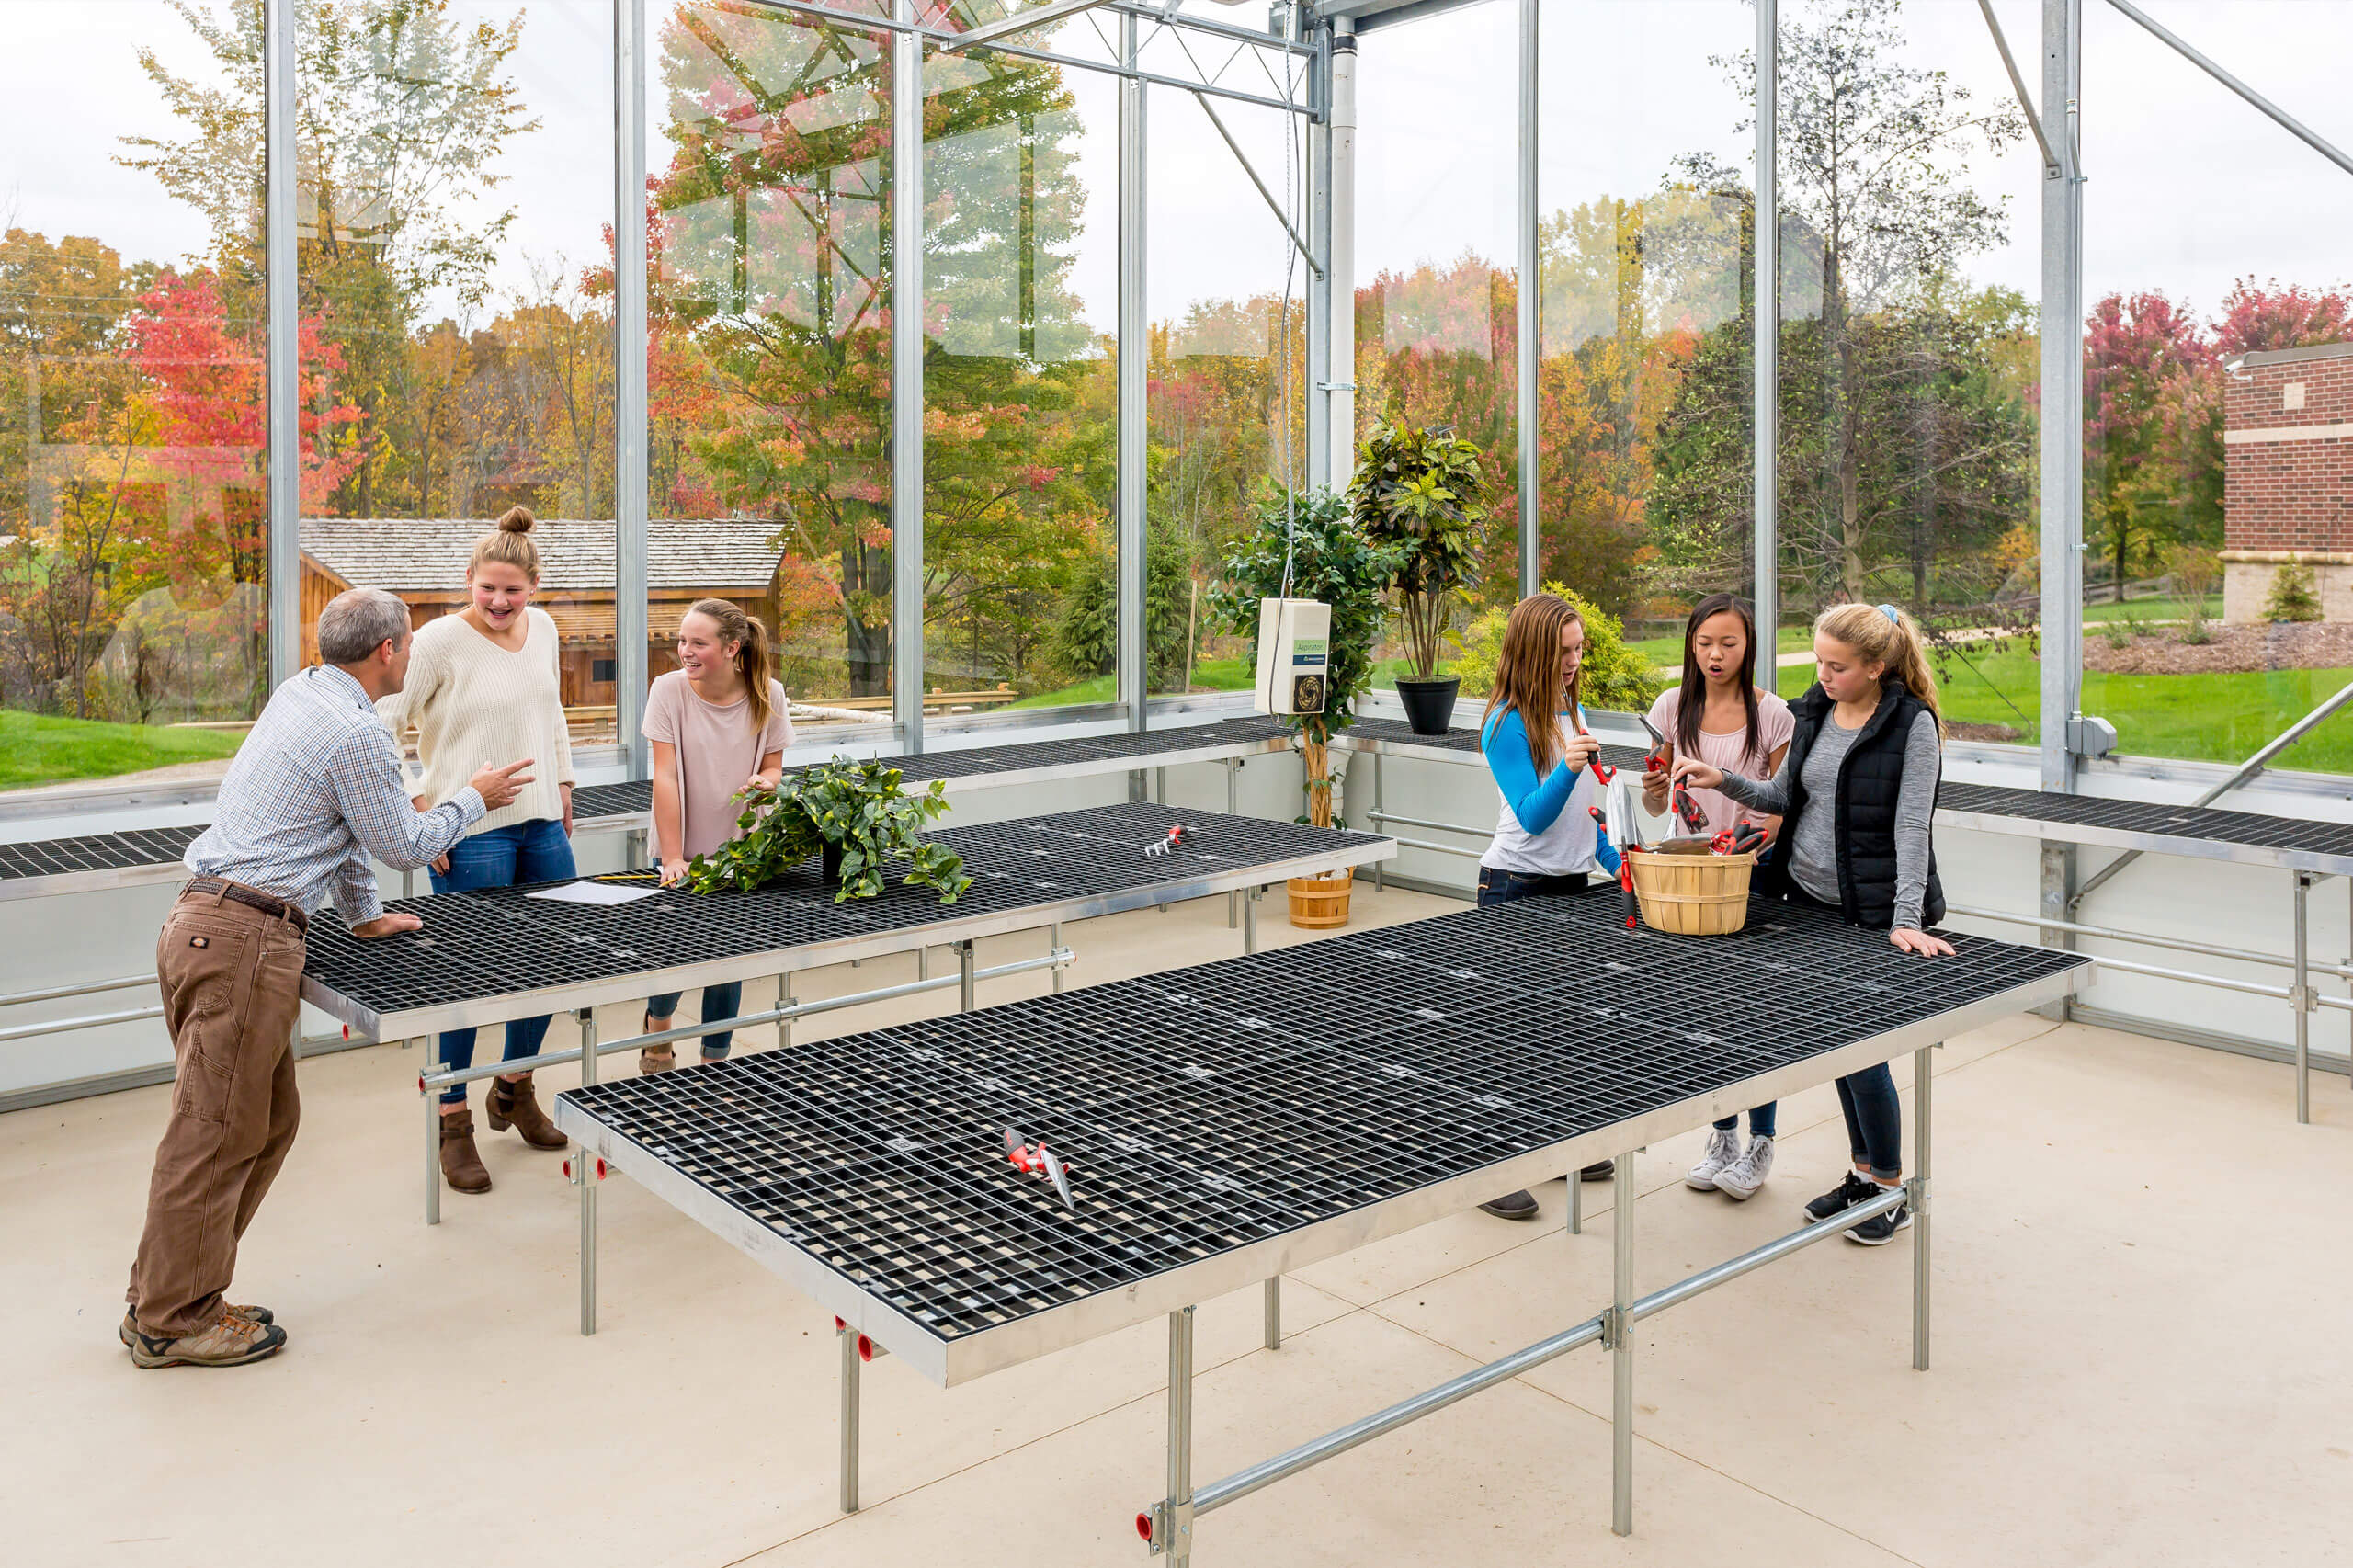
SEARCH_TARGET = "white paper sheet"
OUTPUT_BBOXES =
[524,880,662,907]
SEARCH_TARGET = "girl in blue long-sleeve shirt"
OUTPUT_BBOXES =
[1473,592,1621,1220]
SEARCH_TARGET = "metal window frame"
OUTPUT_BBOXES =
[215,0,2343,819]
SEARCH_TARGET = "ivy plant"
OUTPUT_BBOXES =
[685,757,973,905]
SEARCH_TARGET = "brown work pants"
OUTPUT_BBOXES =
[125,888,306,1336]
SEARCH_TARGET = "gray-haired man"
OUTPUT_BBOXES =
[121,588,535,1369]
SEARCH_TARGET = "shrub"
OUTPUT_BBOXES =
[2264,562,2322,624]
[1453,582,1664,713]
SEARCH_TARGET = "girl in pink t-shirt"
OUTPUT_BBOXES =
[1641,593,1792,1200]
[638,598,793,1074]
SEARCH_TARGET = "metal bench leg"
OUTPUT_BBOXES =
[1568,1167,1581,1235]
[2294,872,2312,1123]
[576,1007,598,1337]
[423,1038,442,1226]
[840,1324,862,1512]
[1227,761,1241,929]
[959,940,976,1012]
[777,974,792,1049]
[1610,1151,1634,1536]
[1166,1306,1197,1563]
[1264,1276,1280,1350]
[1913,1044,1936,1372]
[918,944,929,980]
[1243,887,1258,955]
[1372,752,1385,892]
[1050,924,1065,993]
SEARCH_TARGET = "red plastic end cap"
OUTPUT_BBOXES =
[416,1075,426,1095]
[857,1335,875,1362]
[1135,1512,1154,1543]
[562,1158,573,1179]
[834,1316,846,1332]
[595,1158,608,1180]
[342,1024,350,1040]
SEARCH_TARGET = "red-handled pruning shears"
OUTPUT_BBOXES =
[1711,821,1769,857]
[1636,715,1705,833]
[1145,824,1189,858]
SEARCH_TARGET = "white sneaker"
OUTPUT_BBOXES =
[1685,1126,1741,1190]
[1714,1134,1774,1199]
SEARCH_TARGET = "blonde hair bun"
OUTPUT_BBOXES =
[497,506,537,535]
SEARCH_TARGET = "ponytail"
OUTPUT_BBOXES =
[1815,602,1942,732]
[686,597,775,735]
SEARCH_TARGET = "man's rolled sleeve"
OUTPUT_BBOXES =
[331,846,385,928]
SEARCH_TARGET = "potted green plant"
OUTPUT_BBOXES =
[1348,420,1489,734]
[1211,484,1406,927]
[686,757,973,905]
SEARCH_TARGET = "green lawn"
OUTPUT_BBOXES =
[1930,645,2353,773]
[1,710,245,790]
[1006,656,1255,710]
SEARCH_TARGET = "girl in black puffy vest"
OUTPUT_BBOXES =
[1671,602,1950,1247]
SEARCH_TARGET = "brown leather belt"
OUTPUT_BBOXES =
[183,876,310,936]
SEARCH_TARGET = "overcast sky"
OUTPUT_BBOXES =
[4,0,2346,340]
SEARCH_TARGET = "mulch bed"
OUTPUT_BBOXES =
[2083,620,2353,676]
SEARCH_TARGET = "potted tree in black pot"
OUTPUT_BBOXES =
[1348,420,1489,735]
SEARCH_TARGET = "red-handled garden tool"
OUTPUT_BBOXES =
[1635,714,1706,834]
[1711,821,1768,857]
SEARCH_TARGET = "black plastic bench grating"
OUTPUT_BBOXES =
[0,824,205,881]
[302,802,1381,1016]
[563,894,2084,1344]
[1939,781,2353,862]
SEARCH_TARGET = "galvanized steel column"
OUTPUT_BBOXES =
[1117,12,1148,729]
[1752,0,1778,691]
[2038,0,2086,994]
[2040,0,2085,793]
[615,0,652,776]
[1324,17,1357,486]
[1516,0,1540,597]
[892,5,927,750]
[1305,21,1331,494]
[265,0,298,690]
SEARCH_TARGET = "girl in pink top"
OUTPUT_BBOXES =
[638,598,793,1073]
[1641,593,1792,1200]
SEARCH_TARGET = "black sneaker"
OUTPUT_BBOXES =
[1578,1160,1615,1181]
[1802,1171,1879,1224]
[1479,1188,1540,1221]
[1845,1192,1913,1246]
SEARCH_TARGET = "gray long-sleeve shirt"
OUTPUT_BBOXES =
[1716,709,1941,931]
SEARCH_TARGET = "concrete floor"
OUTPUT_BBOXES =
[6,883,2350,1568]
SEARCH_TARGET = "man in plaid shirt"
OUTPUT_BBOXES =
[122,588,535,1369]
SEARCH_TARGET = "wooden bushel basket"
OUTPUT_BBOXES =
[1628,849,1756,936]
[1287,867,1357,929]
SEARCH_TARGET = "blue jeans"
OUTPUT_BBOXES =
[644,981,745,1062]
[1837,1064,1903,1181]
[1474,867,1597,907]
[430,818,575,1105]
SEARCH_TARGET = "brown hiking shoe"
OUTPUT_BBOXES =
[485,1074,567,1150]
[440,1109,492,1193]
[124,1309,287,1369]
[119,1302,270,1350]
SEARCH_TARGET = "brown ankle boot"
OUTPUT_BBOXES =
[485,1074,568,1150]
[439,1111,491,1194]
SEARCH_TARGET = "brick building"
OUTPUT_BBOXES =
[2222,340,2353,621]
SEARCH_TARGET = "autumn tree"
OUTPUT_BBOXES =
[120,0,538,517]
[1673,0,2025,608]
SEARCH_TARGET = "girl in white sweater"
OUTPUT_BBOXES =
[377,507,577,1196]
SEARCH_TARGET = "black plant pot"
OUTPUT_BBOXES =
[1394,676,1461,736]
[820,840,846,886]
